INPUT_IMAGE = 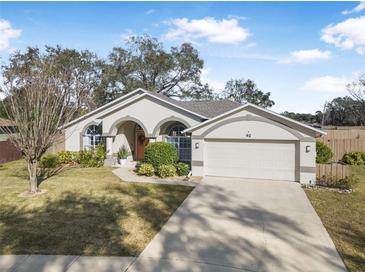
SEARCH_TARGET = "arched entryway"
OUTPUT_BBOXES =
[111,120,149,161]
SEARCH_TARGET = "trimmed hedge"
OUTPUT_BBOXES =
[158,164,177,178]
[316,141,333,164]
[175,162,190,176]
[144,142,178,169]
[343,152,365,165]
[137,163,155,176]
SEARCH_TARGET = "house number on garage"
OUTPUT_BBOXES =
[246,131,252,138]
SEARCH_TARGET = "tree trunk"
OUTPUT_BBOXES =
[28,160,38,193]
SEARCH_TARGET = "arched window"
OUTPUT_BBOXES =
[167,124,186,136]
[84,124,102,149]
[166,123,191,162]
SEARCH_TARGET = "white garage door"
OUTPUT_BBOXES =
[205,141,296,181]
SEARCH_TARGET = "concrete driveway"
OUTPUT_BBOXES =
[128,177,346,271]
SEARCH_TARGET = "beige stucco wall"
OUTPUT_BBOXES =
[190,107,316,184]
[65,94,203,153]
[102,96,201,136]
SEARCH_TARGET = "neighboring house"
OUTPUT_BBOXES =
[0,118,17,141]
[64,88,325,184]
[0,118,22,164]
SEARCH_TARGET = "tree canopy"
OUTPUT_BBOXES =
[94,35,209,107]
[221,78,275,108]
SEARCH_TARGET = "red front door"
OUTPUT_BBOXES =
[136,132,149,161]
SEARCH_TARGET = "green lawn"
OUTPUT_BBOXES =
[0,160,193,256]
[305,166,365,271]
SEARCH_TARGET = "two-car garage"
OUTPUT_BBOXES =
[204,140,296,181]
[186,104,323,185]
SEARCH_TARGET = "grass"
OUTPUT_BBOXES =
[305,166,365,271]
[0,160,193,256]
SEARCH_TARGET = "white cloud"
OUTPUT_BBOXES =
[342,1,365,15]
[0,19,21,51]
[227,15,247,20]
[164,17,250,44]
[321,15,365,54]
[146,9,155,15]
[279,49,332,64]
[303,75,349,93]
[201,68,225,93]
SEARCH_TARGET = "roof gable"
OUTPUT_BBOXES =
[183,103,326,137]
[63,88,244,129]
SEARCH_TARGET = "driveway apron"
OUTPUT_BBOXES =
[128,177,346,271]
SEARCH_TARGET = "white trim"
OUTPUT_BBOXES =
[63,88,207,129]
[183,103,326,136]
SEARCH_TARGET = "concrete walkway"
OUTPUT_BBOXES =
[0,255,136,272]
[128,177,347,272]
[112,164,198,187]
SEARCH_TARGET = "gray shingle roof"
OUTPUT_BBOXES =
[145,90,242,118]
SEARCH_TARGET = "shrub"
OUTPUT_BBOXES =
[158,164,177,178]
[57,151,74,164]
[343,152,365,165]
[317,174,358,190]
[175,162,190,176]
[316,141,333,164]
[77,145,105,168]
[118,145,129,159]
[144,142,178,169]
[137,163,155,176]
[39,154,59,168]
[95,144,106,163]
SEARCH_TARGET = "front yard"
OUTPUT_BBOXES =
[305,166,365,271]
[0,160,193,256]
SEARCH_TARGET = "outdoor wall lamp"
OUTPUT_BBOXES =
[306,145,311,153]
[195,142,200,149]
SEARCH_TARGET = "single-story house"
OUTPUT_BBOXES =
[63,88,325,184]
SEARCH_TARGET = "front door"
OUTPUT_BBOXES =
[136,132,149,161]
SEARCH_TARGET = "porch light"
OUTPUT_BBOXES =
[306,145,311,152]
[195,142,199,149]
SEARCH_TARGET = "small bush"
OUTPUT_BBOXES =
[77,145,105,168]
[118,145,129,159]
[144,142,178,169]
[175,162,190,176]
[343,152,365,165]
[40,154,59,168]
[57,151,74,164]
[316,174,358,190]
[316,141,333,164]
[137,163,155,176]
[158,164,177,178]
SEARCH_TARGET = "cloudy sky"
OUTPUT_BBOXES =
[0,1,364,113]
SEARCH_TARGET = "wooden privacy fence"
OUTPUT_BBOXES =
[317,127,365,161]
[0,140,22,164]
[316,163,350,180]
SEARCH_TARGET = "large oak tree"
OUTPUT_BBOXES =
[94,35,210,107]
[221,78,275,108]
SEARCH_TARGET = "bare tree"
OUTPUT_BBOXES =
[0,50,86,193]
[347,75,365,125]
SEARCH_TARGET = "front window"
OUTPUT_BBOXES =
[166,123,191,162]
[84,124,103,149]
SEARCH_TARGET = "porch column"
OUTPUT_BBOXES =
[105,136,113,156]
